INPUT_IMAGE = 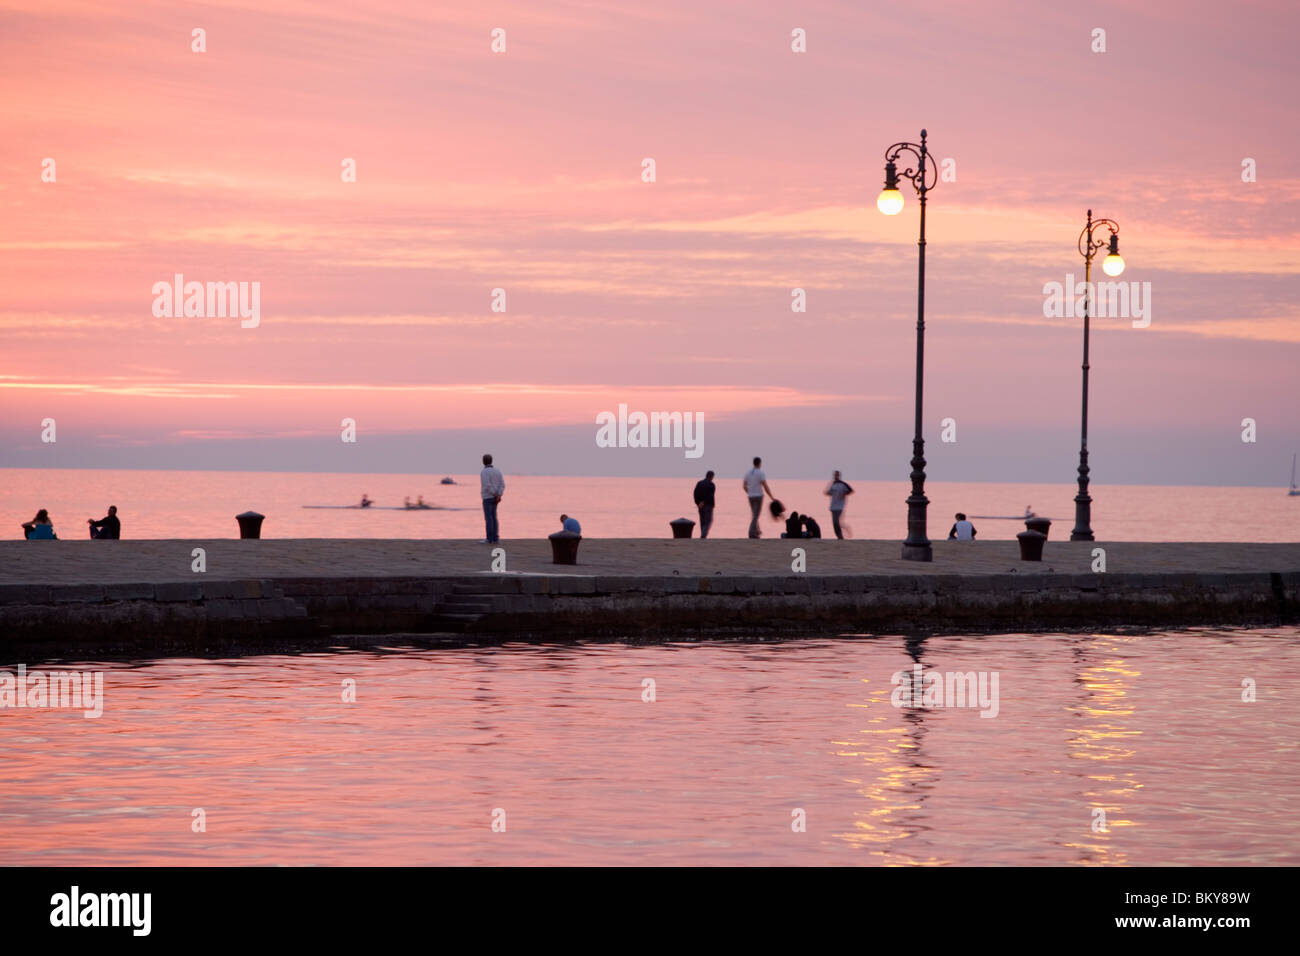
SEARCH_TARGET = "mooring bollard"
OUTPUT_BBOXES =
[236,511,265,539]
[1016,529,1047,561]
[1025,516,1052,539]
[548,529,581,565]
[669,517,696,539]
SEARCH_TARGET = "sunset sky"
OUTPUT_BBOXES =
[2,0,1297,484]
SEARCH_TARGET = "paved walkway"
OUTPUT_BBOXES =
[2,539,1297,585]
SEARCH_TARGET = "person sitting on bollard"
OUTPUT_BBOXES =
[559,514,581,534]
[948,512,977,540]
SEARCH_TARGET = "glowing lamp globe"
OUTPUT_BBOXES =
[1102,253,1125,277]
[876,188,904,215]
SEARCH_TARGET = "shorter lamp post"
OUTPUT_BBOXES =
[1070,209,1125,542]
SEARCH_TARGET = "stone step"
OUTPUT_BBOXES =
[451,582,513,595]
[435,612,483,632]
[440,598,494,613]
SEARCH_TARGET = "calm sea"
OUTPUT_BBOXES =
[3,468,1297,541]
[2,629,1296,866]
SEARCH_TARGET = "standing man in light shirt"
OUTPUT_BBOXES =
[824,470,855,540]
[742,456,774,538]
[480,453,505,543]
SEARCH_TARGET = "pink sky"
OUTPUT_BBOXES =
[1,0,1297,483]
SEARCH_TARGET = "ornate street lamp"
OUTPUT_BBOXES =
[1070,209,1125,541]
[878,129,938,561]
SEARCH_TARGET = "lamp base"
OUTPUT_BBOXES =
[901,543,933,562]
[1071,491,1093,541]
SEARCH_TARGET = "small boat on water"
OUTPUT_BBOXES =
[302,503,457,511]
[440,477,456,485]
[303,492,462,511]
[1290,454,1299,496]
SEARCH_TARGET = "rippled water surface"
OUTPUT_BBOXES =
[2,628,1297,865]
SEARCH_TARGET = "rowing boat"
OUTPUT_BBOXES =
[301,504,458,511]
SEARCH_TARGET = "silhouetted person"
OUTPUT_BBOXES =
[693,470,716,538]
[743,457,774,538]
[824,470,854,539]
[781,510,803,539]
[480,453,504,543]
[88,505,120,539]
[802,513,822,538]
[948,512,977,540]
[22,509,56,540]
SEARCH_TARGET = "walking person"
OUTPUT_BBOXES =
[824,470,854,539]
[87,505,120,539]
[742,457,774,538]
[693,470,716,539]
[479,453,504,543]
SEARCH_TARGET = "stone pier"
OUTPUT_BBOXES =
[1,539,1297,656]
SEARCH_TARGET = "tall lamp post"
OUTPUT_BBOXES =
[1070,210,1125,541]
[877,129,938,561]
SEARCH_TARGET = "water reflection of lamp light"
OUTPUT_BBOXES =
[1062,634,1143,866]
[833,639,947,864]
